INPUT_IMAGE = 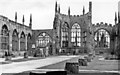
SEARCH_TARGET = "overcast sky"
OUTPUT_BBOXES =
[0,0,119,29]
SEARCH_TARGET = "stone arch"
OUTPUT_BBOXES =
[70,22,81,29]
[27,33,32,39]
[20,31,25,38]
[71,23,81,47]
[63,22,69,28]
[0,24,9,32]
[36,32,53,55]
[94,28,111,36]
[12,29,18,35]
[0,24,9,50]
[1,24,9,35]
[37,32,52,40]
[20,31,26,51]
[36,32,52,47]
[12,29,19,51]
[94,28,111,54]
[61,22,69,48]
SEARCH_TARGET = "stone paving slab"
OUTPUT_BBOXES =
[38,55,120,71]
[0,55,60,65]
[0,56,41,65]
[1,55,120,75]
[1,55,79,74]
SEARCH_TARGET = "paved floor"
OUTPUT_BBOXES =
[38,55,119,71]
[1,55,120,75]
[1,57,46,65]
[1,55,79,74]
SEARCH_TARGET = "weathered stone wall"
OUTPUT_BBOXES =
[92,22,113,54]
[52,2,93,54]
[0,15,32,57]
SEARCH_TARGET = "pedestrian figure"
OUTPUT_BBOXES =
[5,51,11,61]
[73,51,75,55]
[5,51,8,57]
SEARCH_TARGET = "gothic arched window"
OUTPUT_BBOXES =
[20,31,25,51]
[1,25,9,50]
[12,29,18,51]
[62,23,69,48]
[94,29,110,48]
[27,33,32,50]
[71,23,81,47]
[36,33,51,47]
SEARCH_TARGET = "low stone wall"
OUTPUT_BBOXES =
[95,48,110,54]
[60,47,87,55]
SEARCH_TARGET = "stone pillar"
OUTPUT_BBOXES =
[9,30,12,53]
[52,29,56,55]
[0,33,1,51]
[18,33,21,54]
[68,28,70,47]
[0,26,1,52]
[68,28,71,52]
[114,37,117,52]
[59,21,62,48]
[110,35,113,53]
[52,40,56,55]
[60,29,62,48]
[25,34,27,51]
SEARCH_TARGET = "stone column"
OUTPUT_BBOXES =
[0,34,1,51]
[68,28,70,47]
[52,29,56,55]
[9,30,12,54]
[0,26,1,52]
[60,29,62,48]
[110,35,113,53]
[59,21,62,48]
[18,33,21,55]
[68,28,71,53]
[52,40,55,55]
[25,34,27,51]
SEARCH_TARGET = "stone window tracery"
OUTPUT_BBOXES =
[0,25,9,50]
[94,29,110,48]
[36,33,51,47]
[61,23,69,48]
[71,23,81,47]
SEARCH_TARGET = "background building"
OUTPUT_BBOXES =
[32,29,54,56]
[52,1,115,55]
[92,22,112,54]
[52,1,93,55]
[0,14,32,57]
[112,1,120,56]
[0,1,119,57]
